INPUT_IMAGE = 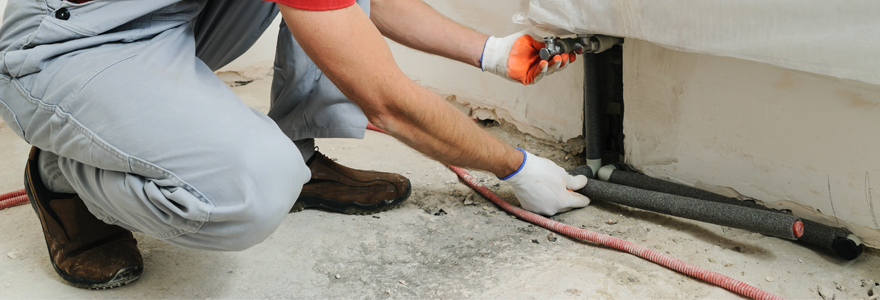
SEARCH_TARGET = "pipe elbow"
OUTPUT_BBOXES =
[597,164,619,181]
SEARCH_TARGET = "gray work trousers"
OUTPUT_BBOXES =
[0,0,369,251]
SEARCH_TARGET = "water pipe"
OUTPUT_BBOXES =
[595,164,864,260]
[583,53,602,176]
[578,35,624,177]
[569,166,804,240]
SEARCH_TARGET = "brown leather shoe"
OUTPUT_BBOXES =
[24,147,143,289]
[291,151,411,215]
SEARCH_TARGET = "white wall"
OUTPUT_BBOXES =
[623,39,880,247]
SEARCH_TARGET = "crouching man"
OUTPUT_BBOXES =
[0,0,587,289]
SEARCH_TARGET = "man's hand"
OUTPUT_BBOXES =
[503,150,591,216]
[481,30,577,85]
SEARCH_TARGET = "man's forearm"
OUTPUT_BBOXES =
[370,0,488,68]
[279,4,521,178]
[373,79,524,178]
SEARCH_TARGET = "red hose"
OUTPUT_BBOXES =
[0,189,28,210]
[1,189,26,200]
[0,195,28,210]
[366,123,783,300]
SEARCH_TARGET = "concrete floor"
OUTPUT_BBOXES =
[1,77,878,299]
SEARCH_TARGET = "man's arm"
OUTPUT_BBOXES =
[278,4,589,216]
[279,4,521,178]
[369,0,487,68]
[368,0,577,85]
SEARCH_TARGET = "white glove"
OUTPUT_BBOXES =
[481,30,577,85]
[501,149,591,216]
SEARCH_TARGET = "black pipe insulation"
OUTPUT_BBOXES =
[583,53,601,175]
[572,177,804,240]
[598,166,863,260]
[568,165,594,180]
[801,219,863,260]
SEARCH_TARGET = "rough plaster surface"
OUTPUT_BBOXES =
[1,77,878,299]
[623,39,880,248]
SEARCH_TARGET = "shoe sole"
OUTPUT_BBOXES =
[290,179,412,215]
[25,157,143,290]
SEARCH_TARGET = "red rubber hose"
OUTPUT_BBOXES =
[0,189,28,210]
[0,195,28,210]
[0,189,26,200]
[366,123,783,300]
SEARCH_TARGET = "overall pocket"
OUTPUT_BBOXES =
[5,0,182,79]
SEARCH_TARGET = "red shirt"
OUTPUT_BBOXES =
[268,0,356,11]
[66,0,356,11]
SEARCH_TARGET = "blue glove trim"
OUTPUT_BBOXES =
[480,36,491,71]
[499,148,527,180]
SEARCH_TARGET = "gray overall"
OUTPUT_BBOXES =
[0,0,370,251]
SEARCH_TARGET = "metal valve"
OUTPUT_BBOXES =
[539,35,624,61]
[539,37,584,61]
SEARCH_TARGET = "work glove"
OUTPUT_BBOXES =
[502,149,591,216]
[481,30,578,85]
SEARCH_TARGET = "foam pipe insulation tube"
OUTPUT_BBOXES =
[583,54,601,176]
[569,166,804,240]
[596,164,864,260]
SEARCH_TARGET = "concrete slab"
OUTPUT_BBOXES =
[0,78,877,299]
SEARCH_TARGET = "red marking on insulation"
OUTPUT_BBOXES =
[793,221,805,238]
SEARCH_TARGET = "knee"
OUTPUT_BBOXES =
[167,201,291,251]
[166,140,311,251]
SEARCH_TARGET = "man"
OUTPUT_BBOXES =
[0,0,590,289]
